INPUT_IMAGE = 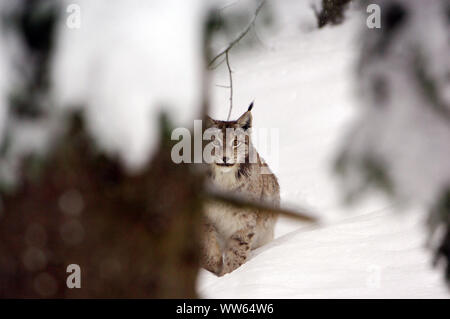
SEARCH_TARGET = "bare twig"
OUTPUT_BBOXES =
[225,51,233,120]
[209,55,226,71]
[219,1,239,11]
[208,0,265,69]
[209,0,265,120]
[204,188,319,223]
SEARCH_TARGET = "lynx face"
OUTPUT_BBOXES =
[205,104,253,170]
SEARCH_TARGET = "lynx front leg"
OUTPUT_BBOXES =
[220,228,255,276]
[201,222,223,275]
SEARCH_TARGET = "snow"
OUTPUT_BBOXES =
[51,0,206,171]
[197,2,449,298]
[199,207,448,298]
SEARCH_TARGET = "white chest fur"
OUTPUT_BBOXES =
[205,201,247,239]
[211,165,240,190]
[206,166,247,239]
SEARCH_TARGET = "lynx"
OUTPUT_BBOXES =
[202,102,280,276]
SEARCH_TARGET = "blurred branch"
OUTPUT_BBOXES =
[413,53,450,122]
[208,0,265,69]
[204,188,319,223]
[311,3,320,22]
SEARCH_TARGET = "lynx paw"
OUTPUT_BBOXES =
[201,253,223,276]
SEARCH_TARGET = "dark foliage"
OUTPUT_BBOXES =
[437,229,450,282]
[315,0,352,28]
[431,190,450,283]
[7,0,59,119]
[0,113,203,297]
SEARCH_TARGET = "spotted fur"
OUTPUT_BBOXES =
[201,103,280,276]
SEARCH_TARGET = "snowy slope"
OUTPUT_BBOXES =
[197,3,449,298]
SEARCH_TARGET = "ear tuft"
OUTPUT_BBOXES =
[237,111,252,131]
[248,101,254,112]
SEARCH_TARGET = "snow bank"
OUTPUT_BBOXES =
[199,208,448,298]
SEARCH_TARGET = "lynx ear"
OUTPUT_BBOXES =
[205,115,215,128]
[237,109,252,131]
